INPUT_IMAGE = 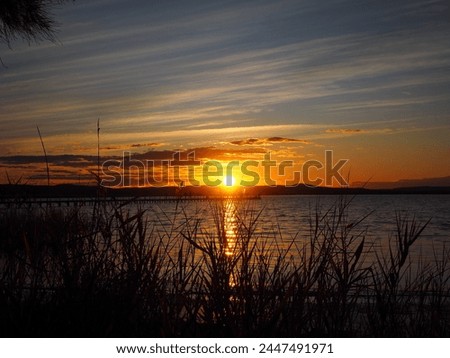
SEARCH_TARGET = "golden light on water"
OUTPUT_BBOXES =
[223,200,237,257]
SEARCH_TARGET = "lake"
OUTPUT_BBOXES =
[2,193,449,265]
[2,193,450,336]
[142,194,450,265]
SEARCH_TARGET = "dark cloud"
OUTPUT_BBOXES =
[28,173,94,181]
[229,137,310,146]
[190,146,266,160]
[229,138,260,146]
[0,155,99,167]
[325,129,364,134]
[0,142,283,186]
[267,137,310,144]
[101,146,123,150]
[135,147,266,162]
[131,143,163,148]
[0,155,50,164]
[101,142,164,150]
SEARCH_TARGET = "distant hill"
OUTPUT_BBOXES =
[352,176,450,189]
[1,182,450,199]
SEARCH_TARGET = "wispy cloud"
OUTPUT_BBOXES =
[131,143,163,148]
[325,129,365,134]
[0,144,270,184]
[1,0,449,183]
[3,10,449,141]
[228,137,310,146]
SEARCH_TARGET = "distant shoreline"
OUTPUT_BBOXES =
[1,183,450,199]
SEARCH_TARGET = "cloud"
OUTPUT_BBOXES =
[3,22,450,144]
[267,137,310,144]
[0,154,99,167]
[101,142,164,150]
[1,0,450,174]
[325,129,365,134]
[325,128,394,135]
[229,137,310,146]
[135,146,267,162]
[187,146,266,160]
[131,143,163,148]
[229,138,261,146]
[0,145,269,184]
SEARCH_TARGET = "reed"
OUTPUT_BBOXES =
[0,196,448,337]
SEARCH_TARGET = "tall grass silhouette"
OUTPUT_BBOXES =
[0,196,449,337]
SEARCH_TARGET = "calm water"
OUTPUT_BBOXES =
[144,194,450,263]
[3,194,449,264]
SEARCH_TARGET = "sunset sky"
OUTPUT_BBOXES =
[1,0,449,187]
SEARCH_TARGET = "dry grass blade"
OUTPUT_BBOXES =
[0,196,447,337]
[36,125,50,186]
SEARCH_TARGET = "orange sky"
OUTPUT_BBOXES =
[1,1,450,187]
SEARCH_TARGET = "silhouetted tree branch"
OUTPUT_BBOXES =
[0,0,71,46]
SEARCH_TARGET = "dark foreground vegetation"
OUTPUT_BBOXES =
[0,197,449,337]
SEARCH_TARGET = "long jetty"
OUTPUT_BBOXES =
[0,195,260,208]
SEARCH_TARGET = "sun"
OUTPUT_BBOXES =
[223,174,237,187]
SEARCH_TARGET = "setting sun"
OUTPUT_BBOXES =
[224,175,236,187]
[1,0,450,343]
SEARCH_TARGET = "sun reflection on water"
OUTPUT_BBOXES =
[223,199,237,257]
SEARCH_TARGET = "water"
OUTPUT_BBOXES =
[260,194,450,240]
[143,194,450,264]
[3,194,449,264]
